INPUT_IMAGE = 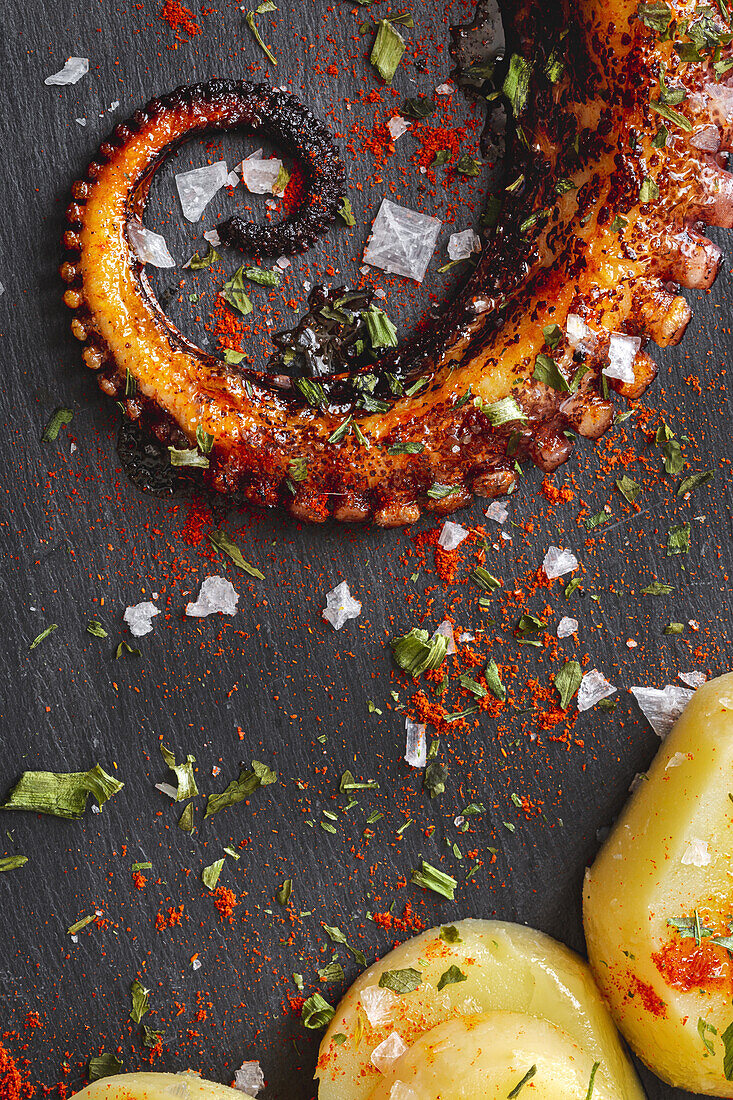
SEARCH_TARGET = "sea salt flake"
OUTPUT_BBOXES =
[387,116,411,140]
[322,581,361,630]
[191,958,202,971]
[234,1062,265,1097]
[240,150,284,195]
[679,671,707,688]
[175,161,228,222]
[363,199,442,284]
[124,601,160,637]
[438,521,469,550]
[690,123,720,152]
[360,986,396,1027]
[204,229,221,247]
[566,313,593,345]
[433,620,456,655]
[542,545,578,579]
[371,1032,408,1073]
[557,616,578,638]
[666,752,689,770]
[185,576,239,618]
[681,837,711,867]
[226,169,241,188]
[389,1086,419,1100]
[128,221,176,268]
[404,720,427,768]
[485,501,508,524]
[447,228,482,262]
[630,685,694,739]
[578,669,616,711]
[45,57,89,86]
[275,256,291,270]
[603,333,641,384]
[705,82,733,124]
[435,82,456,96]
[75,117,87,126]
[457,631,474,643]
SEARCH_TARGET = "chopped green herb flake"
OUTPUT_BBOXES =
[1,764,123,820]
[205,760,277,818]
[202,857,225,891]
[508,1065,537,1097]
[555,660,582,710]
[29,624,58,650]
[221,266,255,316]
[209,529,264,578]
[89,1055,123,1082]
[410,859,457,899]
[379,967,422,993]
[301,992,335,1029]
[370,19,405,83]
[436,964,467,991]
[0,855,28,872]
[129,979,150,1024]
[42,407,73,443]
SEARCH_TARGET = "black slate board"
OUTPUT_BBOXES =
[0,2,731,1098]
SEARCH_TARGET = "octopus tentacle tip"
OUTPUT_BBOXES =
[63,3,733,526]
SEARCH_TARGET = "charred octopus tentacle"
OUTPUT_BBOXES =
[62,2,733,525]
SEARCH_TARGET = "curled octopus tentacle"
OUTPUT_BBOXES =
[62,0,733,526]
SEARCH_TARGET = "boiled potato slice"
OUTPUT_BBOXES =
[315,918,643,1100]
[70,1074,240,1100]
[366,1012,619,1100]
[584,671,733,1094]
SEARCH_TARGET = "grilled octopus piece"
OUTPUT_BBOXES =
[62,0,733,526]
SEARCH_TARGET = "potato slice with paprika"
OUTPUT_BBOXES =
[365,1012,623,1100]
[315,919,643,1100]
[584,671,733,1094]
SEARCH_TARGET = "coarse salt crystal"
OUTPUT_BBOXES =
[690,124,721,153]
[577,669,616,711]
[363,199,442,284]
[404,719,427,768]
[681,838,711,866]
[457,631,474,643]
[447,228,482,263]
[75,117,86,126]
[542,545,578,579]
[371,1032,409,1073]
[203,229,221,247]
[191,958,202,971]
[227,169,240,188]
[322,581,361,630]
[630,685,694,739]
[705,82,733,124]
[435,82,456,96]
[666,752,689,770]
[360,986,396,1027]
[185,576,239,618]
[175,161,229,222]
[45,57,89,86]
[124,601,160,637]
[233,1062,265,1096]
[603,333,641,385]
[387,116,412,140]
[678,671,707,688]
[127,221,176,268]
[485,501,508,524]
[433,620,456,655]
[566,313,593,346]
[438,521,469,551]
[389,1086,419,1100]
[557,616,578,639]
[240,150,284,195]
[275,256,291,270]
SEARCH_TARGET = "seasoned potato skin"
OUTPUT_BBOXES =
[584,672,733,1095]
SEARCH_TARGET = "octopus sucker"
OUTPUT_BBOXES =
[63,1,733,526]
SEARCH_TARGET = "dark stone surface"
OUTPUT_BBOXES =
[0,2,730,1098]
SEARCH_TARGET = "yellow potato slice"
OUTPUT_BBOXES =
[70,1074,240,1100]
[584,671,733,1094]
[315,919,643,1100]
[365,1012,620,1100]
